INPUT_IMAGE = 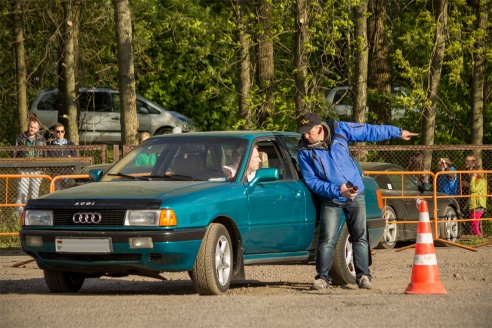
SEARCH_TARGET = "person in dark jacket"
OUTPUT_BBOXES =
[47,123,77,190]
[47,123,77,157]
[297,112,418,290]
[13,118,47,208]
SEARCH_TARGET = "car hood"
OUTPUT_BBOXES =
[40,181,232,203]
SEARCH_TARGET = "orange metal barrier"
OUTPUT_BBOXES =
[0,174,89,237]
[364,170,491,251]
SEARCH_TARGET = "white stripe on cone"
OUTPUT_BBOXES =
[413,254,438,265]
[416,232,434,244]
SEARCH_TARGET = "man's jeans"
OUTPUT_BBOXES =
[16,170,42,205]
[315,194,371,282]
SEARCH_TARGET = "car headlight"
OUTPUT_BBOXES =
[124,209,177,226]
[23,210,53,226]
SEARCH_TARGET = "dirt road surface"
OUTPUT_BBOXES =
[1,245,492,327]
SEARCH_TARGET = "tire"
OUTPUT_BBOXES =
[375,207,398,249]
[44,270,85,293]
[155,127,173,135]
[330,224,356,285]
[436,206,460,247]
[190,223,233,295]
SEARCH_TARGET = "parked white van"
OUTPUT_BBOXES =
[29,87,195,143]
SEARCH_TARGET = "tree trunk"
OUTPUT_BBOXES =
[235,0,252,129]
[367,0,391,125]
[421,0,447,168]
[114,0,137,146]
[255,0,274,128]
[470,0,489,166]
[11,0,28,133]
[422,0,447,145]
[352,0,368,125]
[62,0,80,144]
[352,0,369,162]
[294,0,310,121]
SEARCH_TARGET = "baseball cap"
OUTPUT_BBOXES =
[297,112,322,133]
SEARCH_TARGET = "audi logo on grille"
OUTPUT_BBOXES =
[73,212,103,224]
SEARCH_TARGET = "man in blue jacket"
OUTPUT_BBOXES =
[297,112,417,290]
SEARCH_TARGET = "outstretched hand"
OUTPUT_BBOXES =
[401,130,419,140]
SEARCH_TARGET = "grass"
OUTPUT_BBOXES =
[0,209,21,248]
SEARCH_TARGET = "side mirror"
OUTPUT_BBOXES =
[248,168,279,188]
[89,169,104,182]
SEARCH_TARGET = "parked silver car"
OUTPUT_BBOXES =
[30,88,195,143]
[326,85,416,121]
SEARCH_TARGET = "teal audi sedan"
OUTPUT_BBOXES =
[20,131,385,295]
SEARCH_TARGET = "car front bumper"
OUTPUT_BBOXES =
[19,228,206,275]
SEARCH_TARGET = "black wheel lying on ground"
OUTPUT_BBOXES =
[44,270,85,293]
[190,223,233,295]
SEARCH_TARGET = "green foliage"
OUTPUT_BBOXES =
[0,0,489,141]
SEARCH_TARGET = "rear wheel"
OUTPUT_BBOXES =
[330,224,356,285]
[436,206,459,247]
[190,223,233,295]
[44,270,85,293]
[376,207,398,249]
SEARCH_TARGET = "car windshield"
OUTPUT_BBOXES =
[102,136,249,182]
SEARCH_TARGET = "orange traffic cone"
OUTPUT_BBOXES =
[405,200,447,294]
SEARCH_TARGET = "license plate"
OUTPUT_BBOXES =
[55,238,112,253]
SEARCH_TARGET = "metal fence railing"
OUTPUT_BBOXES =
[1,144,492,249]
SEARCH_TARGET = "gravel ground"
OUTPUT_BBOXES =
[1,244,492,327]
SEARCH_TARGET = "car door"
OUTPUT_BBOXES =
[244,139,308,254]
[79,91,119,143]
[386,172,437,240]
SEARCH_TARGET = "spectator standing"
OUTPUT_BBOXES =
[460,155,477,222]
[469,164,486,237]
[47,123,77,190]
[408,151,430,188]
[297,112,418,290]
[436,158,459,195]
[13,118,47,208]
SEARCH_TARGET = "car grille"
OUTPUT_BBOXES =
[39,252,141,262]
[53,209,126,226]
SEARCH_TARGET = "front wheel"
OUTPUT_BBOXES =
[44,270,85,293]
[330,224,356,285]
[190,223,233,295]
[436,206,460,247]
[376,206,398,249]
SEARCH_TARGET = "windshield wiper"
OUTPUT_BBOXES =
[107,172,146,181]
[147,174,204,181]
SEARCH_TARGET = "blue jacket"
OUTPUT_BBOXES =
[437,167,459,196]
[298,120,401,202]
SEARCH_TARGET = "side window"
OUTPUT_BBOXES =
[113,94,120,113]
[37,93,58,111]
[94,92,112,112]
[335,89,352,106]
[136,99,146,113]
[256,140,291,180]
[143,102,160,114]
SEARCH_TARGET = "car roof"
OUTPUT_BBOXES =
[360,162,404,172]
[151,130,301,141]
